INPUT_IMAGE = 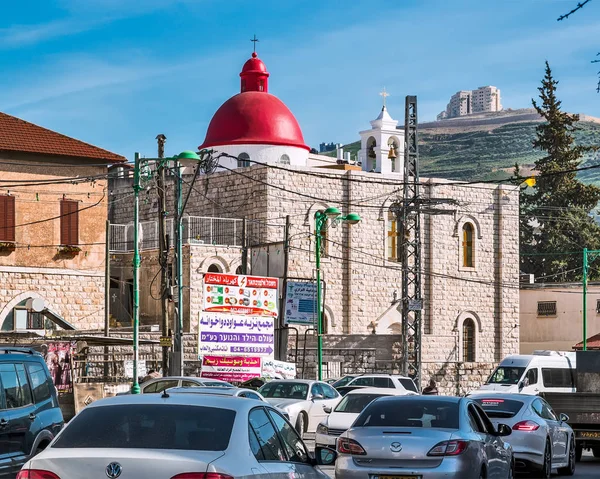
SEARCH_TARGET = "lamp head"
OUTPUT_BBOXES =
[324,207,341,219]
[177,150,201,161]
[344,213,361,225]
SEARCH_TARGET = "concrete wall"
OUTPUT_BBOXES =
[520,283,600,353]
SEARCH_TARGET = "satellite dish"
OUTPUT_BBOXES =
[25,298,45,312]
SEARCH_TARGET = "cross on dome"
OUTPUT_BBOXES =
[379,87,390,108]
[250,34,259,53]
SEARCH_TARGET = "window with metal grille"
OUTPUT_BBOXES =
[0,195,15,242]
[537,301,557,317]
[462,222,474,267]
[60,199,79,246]
[462,318,476,362]
[237,153,250,168]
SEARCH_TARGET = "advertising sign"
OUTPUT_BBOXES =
[198,312,275,358]
[44,342,75,393]
[261,358,297,379]
[203,273,279,317]
[200,355,261,383]
[284,281,323,325]
[124,360,148,379]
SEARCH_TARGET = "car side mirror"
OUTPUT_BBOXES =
[312,394,324,401]
[496,423,512,437]
[323,405,332,414]
[314,446,337,466]
[560,413,569,423]
[518,381,524,391]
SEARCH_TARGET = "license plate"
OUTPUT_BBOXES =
[377,476,420,479]
[579,431,600,439]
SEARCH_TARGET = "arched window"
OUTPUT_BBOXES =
[279,154,290,165]
[235,265,243,275]
[462,318,476,362]
[462,222,474,267]
[207,264,221,273]
[238,153,250,168]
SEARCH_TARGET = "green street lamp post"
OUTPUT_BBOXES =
[314,207,361,381]
[131,150,203,393]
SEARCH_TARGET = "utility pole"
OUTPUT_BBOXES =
[156,134,170,375]
[401,95,423,387]
[241,218,248,274]
[104,219,110,377]
[278,215,291,360]
[131,152,142,394]
[172,156,184,376]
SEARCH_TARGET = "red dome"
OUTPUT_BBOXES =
[199,91,309,150]
[241,52,268,74]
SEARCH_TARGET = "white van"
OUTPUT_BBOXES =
[474,350,576,395]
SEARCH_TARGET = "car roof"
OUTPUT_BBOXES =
[345,387,411,396]
[376,395,462,404]
[352,374,413,379]
[88,390,261,411]
[0,347,43,360]
[263,379,315,385]
[166,387,259,397]
[141,376,230,384]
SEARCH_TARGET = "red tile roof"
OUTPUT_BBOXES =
[573,333,600,350]
[0,111,125,163]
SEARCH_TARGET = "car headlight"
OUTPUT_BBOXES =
[316,423,329,435]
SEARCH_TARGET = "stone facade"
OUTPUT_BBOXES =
[109,163,520,388]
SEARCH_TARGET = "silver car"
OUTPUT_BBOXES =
[332,395,514,479]
[259,379,341,436]
[471,393,576,477]
[117,375,233,395]
[19,392,331,478]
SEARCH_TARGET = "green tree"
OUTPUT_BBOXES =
[520,61,600,281]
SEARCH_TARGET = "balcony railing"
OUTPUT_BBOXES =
[109,216,244,252]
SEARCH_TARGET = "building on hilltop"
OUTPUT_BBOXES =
[108,50,520,393]
[0,112,125,333]
[437,86,502,120]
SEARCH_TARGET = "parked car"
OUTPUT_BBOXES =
[471,393,575,477]
[166,386,290,420]
[116,376,232,395]
[345,374,419,393]
[331,395,514,479]
[332,375,358,389]
[259,379,341,437]
[315,387,412,449]
[18,392,332,478]
[336,385,369,397]
[472,350,576,395]
[0,347,64,478]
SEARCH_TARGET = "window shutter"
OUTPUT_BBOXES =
[0,195,15,242]
[60,200,79,246]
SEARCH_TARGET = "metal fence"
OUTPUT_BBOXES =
[109,216,243,252]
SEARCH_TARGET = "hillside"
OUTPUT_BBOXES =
[326,114,600,183]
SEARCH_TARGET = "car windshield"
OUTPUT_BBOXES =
[52,404,236,450]
[333,376,356,388]
[334,393,389,413]
[487,367,526,385]
[259,382,309,399]
[354,399,459,429]
[473,398,525,418]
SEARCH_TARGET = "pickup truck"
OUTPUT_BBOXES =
[542,350,600,461]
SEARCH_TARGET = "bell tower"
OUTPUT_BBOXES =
[359,89,404,175]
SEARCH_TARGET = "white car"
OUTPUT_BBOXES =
[259,379,341,436]
[315,387,414,448]
[471,393,576,477]
[18,391,332,479]
[345,374,419,393]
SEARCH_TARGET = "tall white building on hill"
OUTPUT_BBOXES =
[437,86,502,120]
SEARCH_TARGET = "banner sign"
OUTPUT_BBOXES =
[261,358,297,379]
[284,281,322,325]
[201,355,262,382]
[203,273,279,317]
[198,312,275,357]
[44,342,75,393]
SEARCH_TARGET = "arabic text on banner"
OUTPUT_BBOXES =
[284,281,323,325]
[200,355,262,382]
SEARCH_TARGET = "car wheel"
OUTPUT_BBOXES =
[558,436,576,476]
[534,441,552,479]
[295,413,305,438]
[575,443,583,462]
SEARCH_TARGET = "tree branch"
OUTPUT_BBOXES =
[557,0,592,21]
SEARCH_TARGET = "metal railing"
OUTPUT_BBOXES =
[109,216,243,252]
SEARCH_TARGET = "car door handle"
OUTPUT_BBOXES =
[29,413,36,421]
[0,419,7,428]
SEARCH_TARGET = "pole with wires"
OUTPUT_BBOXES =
[131,152,142,394]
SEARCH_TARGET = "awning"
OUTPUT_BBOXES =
[42,307,76,330]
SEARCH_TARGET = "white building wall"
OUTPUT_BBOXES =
[207,144,308,169]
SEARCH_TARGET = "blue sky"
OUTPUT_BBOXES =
[1,0,599,158]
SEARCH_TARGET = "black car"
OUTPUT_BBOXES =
[0,347,64,478]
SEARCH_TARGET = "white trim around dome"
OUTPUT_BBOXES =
[210,144,309,169]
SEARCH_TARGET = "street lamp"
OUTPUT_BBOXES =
[314,208,361,381]
[131,149,207,394]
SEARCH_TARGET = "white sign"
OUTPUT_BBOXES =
[124,360,147,379]
[261,358,297,379]
[284,281,322,325]
[198,313,275,358]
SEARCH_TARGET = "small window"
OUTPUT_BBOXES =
[541,368,575,388]
[524,368,538,387]
[462,223,474,267]
[398,378,418,393]
[27,363,51,403]
[462,318,476,362]
[238,153,251,168]
[596,299,600,314]
[350,377,374,387]
[387,210,400,261]
[235,265,243,274]
[60,199,79,246]
[373,377,394,388]
[537,301,557,317]
[182,380,199,387]
[248,408,286,461]
[207,264,221,273]
[0,363,33,408]
[279,154,290,165]
[0,195,15,243]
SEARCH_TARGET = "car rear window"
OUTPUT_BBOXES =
[398,378,418,392]
[473,398,525,418]
[334,394,389,413]
[53,404,235,451]
[354,399,459,429]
